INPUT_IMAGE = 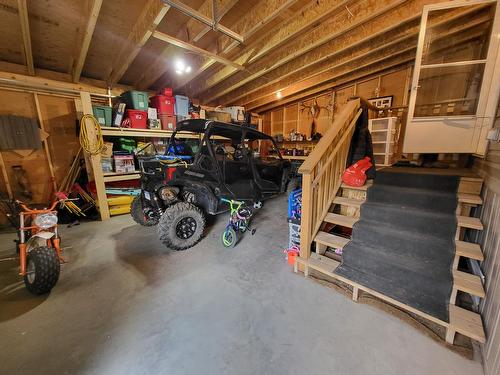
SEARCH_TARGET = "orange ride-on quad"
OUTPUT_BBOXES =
[16,199,65,294]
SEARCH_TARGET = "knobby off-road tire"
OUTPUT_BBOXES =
[158,202,206,250]
[24,246,60,295]
[131,195,159,226]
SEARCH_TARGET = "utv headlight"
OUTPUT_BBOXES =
[159,186,180,202]
[34,213,58,229]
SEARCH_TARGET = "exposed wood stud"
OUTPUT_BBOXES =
[17,0,34,75]
[73,0,103,83]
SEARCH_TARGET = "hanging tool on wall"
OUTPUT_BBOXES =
[79,114,104,155]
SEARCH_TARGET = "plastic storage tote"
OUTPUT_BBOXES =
[92,105,112,126]
[150,95,175,115]
[121,90,149,111]
[125,110,147,129]
[174,95,189,117]
[159,114,176,131]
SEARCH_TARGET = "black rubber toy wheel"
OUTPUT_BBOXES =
[23,246,60,295]
[221,227,238,248]
[131,195,159,226]
[158,202,206,250]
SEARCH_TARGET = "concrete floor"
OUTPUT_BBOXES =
[0,195,484,375]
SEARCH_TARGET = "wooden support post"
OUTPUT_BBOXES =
[316,242,327,256]
[17,0,34,75]
[352,286,359,302]
[445,327,455,344]
[33,93,58,193]
[79,92,110,220]
[299,172,313,262]
[0,152,13,198]
[450,286,458,305]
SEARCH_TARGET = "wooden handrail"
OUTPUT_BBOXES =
[299,97,364,262]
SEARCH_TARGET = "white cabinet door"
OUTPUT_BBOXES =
[403,0,500,155]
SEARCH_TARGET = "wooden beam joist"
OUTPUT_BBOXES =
[248,21,486,112]
[197,0,414,102]
[108,0,170,86]
[152,31,244,70]
[137,0,239,90]
[222,3,486,108]
[73,0,103,82]
[175,0,301,90]
[17,0,34,75]
[162,0,243,43]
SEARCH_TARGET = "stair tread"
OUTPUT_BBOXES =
[457,216,483,230]
[324,213,358,228]
[332,196,365,207]
[453,270,485,298]
[306,256,339,274]
[315,231,350,248]
[455,240,484,261]
[341,181,373,191]
[458,193,483,205]
[449,304,485,343]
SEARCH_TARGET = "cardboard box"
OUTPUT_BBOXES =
[114,155,135,173]
[148,107,158,119]
[101,142,113,158]
[101,157,113,173]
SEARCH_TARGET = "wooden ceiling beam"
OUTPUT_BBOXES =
[198,0,461,104]
[162,0,243,43]
[16,0,34,75]
[72,0,103,83]
[136,0,238,90]
[246,25,487,111]
[108,0,170,86]
[175,0,301,91]
[152,31,244,70]
[220,3,485,107]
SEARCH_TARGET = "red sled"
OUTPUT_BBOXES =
[342,156,373,187]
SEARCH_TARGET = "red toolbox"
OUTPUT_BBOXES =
[150,95,175,115]
[125,109,147,129]
[159,114,176,131]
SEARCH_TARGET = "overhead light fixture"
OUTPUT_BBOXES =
[276,90,282,99]
[174,59,192,75]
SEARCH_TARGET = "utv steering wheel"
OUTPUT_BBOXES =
[234,149,244,161]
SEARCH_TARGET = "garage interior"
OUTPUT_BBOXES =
[0,0,500,374]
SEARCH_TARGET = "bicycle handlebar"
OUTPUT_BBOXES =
[16,199,62,213]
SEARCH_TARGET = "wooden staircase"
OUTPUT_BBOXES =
[295,98,486,346]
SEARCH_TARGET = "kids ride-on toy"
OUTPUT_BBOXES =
[131,119,291,251]
[16,199,65,294]
[221,198,256,248]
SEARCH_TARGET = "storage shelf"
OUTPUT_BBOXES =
[103,171,141,182]
[277,140,318,144]
[100,126,200,139]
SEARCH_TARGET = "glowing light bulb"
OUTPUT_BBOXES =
[276,91,282,99]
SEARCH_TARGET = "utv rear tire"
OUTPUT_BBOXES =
[158,202,206,250]
[24,246,60,295]
[131,195,159,226]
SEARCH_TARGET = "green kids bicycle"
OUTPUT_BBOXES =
[221,198,257,248]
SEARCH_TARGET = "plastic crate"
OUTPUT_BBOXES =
[150,95,175,115]
[174,95,189,117]
[121,90,149,110]
[125,109,147,129]
[92,105,112,126]
[159,114,176,131]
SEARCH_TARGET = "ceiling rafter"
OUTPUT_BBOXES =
[174,0,302,91]
[152,31,244,70]
[247,23,487,112]
[198,0,412,103]
[16,0,34,75]
[162,0,243,43]
[219,2,484,107]
[136,0,239,90]
[108,0,170,86]
[72,0,103,83]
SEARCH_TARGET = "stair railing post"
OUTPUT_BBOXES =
[300,172,313,261]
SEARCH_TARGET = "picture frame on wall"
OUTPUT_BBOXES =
[368,95,393,109]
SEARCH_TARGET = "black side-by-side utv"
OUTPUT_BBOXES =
[131,119,291,250]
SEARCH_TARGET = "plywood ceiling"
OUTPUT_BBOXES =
[0,0,493,112]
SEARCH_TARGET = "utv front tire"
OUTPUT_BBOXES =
[131,195,159,226]
[24,246,60,295]
[158,202,206,250]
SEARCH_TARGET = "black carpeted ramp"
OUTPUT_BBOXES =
[334,171,460,322]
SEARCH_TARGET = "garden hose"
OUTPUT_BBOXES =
[79,114,104,155]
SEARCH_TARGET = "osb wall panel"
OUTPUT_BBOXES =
[37,95,79,188]
[380,68,409,106]
[283,103,298,136]
[0,90,79,226]
[271,109,283,136]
